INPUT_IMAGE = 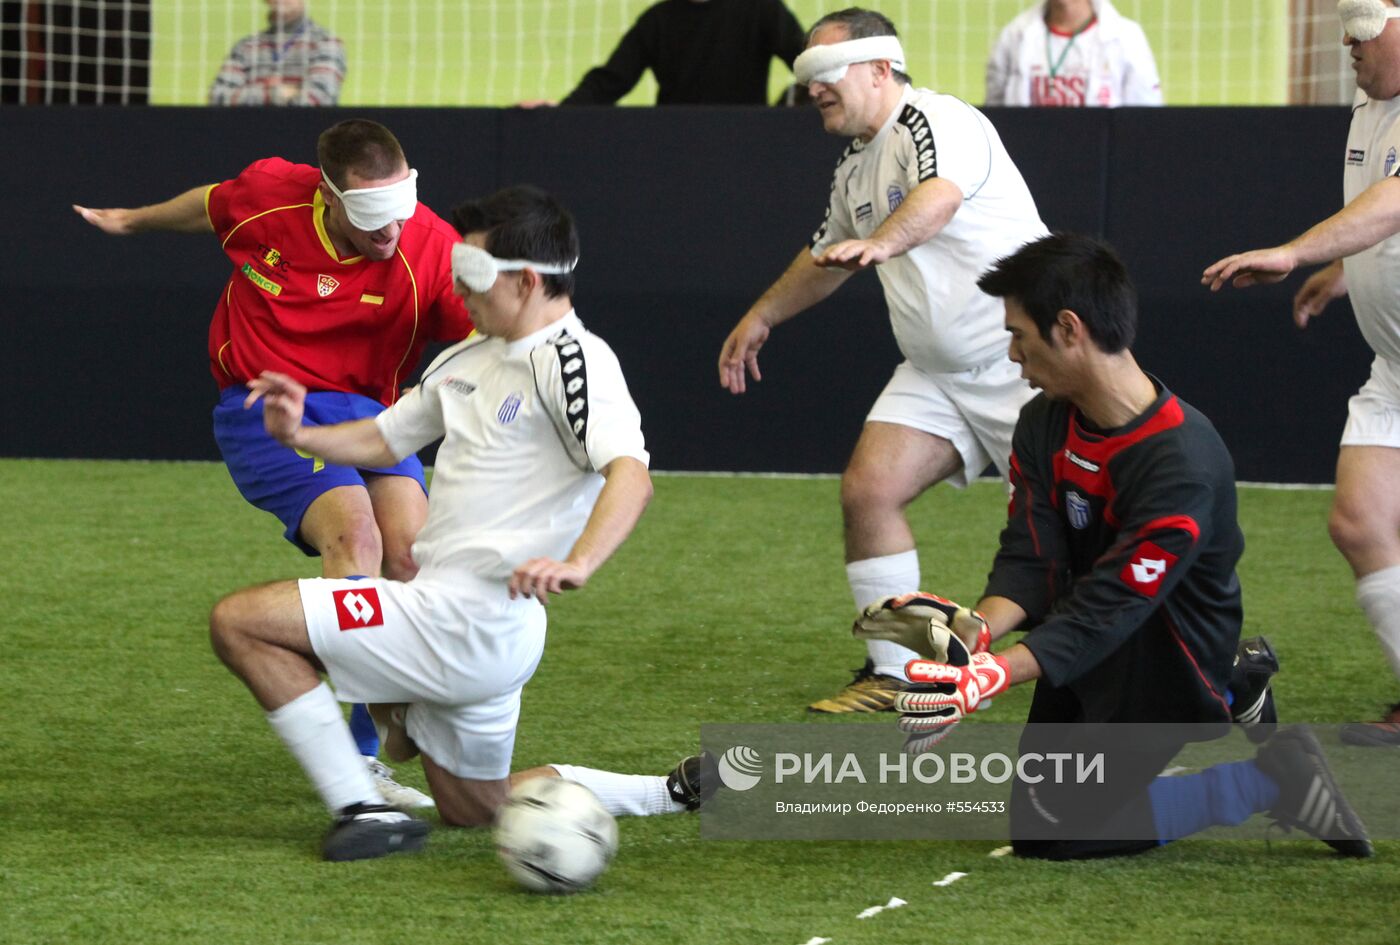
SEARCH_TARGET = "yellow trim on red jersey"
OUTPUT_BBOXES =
[312,190,364,265]
[389,245,421,403]
[203,184,217,231]
[220,200,314,251]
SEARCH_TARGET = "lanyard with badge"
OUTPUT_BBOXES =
[1045,15,1096,81]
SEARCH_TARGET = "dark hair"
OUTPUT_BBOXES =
[451,186,579,300]
[976,233,1138,354]
[317,119,407,189]
[807,8,911,85]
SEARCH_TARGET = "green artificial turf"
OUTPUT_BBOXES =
[2,460,1395,944]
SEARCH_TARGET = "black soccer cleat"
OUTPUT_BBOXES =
[666,752,719,811]
[1339,702,1400,748]
[1230,636,1279,743]
[322,802,430,862]
[1254,726,1373,858]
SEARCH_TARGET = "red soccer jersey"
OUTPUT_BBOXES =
[204,157,473,405]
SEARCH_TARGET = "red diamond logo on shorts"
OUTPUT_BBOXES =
[317,274,340,298]
[1120,541,1178,597]
[333,587,383,630]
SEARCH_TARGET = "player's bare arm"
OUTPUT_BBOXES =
[719,248,852,394]
[1203,176,1400,291]
[245,371,399,469]
[509,456,653,604]
[814,177,962,271]
[72,184,216,236]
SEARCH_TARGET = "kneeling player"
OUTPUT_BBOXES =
[210,187,653,860]
[884,234,1372,859]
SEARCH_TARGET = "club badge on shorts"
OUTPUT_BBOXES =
[333,587,384,630]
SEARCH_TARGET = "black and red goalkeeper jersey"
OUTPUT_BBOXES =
[986,381,1244,724]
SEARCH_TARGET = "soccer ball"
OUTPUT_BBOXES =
[494,777,618,893]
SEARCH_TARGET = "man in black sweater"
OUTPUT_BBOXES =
[887,233,1373,860]
[523,0,804,106]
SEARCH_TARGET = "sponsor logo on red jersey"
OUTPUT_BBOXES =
[333,587,383,630]
[1120,541,1178,597]
[318,274,340,297]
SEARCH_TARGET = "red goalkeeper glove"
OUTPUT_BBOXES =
[893,652,1012,750]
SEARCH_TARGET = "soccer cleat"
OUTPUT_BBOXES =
[1253,726,1373,858]
[367,703,420,762]
[666,753,719,811]
[1339,702,1400,747]
[807,660,907,714]
[1229,636,1279,743]
[365,756,435,810]
[322,802,431,862]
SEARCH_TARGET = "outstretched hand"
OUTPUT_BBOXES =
[1201,246,1297,291]
[72,204,137,235]
[718,312,771,394]
[814,238,891,272]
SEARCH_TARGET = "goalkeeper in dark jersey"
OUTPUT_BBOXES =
[875,233,1372,859]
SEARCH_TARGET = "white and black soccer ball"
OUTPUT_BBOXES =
[494,778,618,894]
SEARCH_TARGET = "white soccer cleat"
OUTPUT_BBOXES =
[364,756,435,810]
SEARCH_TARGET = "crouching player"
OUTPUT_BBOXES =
[209,186,654,860]
[881,234,1372,859]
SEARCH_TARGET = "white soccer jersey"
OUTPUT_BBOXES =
[811,85,1049,375]
[1343,90,1400,365]
[375,310,649,583]
[985,0,1163,107]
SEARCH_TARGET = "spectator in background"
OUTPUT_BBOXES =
[520,0,804,107]
[986,0,1162,107]
[209,0,345,106]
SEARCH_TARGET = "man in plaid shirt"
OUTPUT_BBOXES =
[209,0,345,106]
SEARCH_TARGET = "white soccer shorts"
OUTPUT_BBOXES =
[1342,355,1400,449]
[299,574,546,781]
[865,357,1034,487]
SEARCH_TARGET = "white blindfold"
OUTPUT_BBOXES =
[793,35,907,86]
[321,168,419,232]
[451,242,577,293]
[1340,0,1400,41]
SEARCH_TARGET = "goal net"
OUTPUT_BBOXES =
[0,1,1359,107]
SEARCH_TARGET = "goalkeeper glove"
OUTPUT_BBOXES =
[893,652,1012,750]
[850,592,991,663]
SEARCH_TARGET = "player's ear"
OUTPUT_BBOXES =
[1054,309,1084,346]
[317,179,338,208]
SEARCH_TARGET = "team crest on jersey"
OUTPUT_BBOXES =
[1066,491,1092,530]
[498,391,524,424]
[333,587,383,631]
[317,274,340,297]
[1387,147,1397,177]
[1348,148,1366,166]
[887,184,905,212]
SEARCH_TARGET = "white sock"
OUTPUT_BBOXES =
[548,764,683,816]
[1357,565,1400,681]
[847,550,920,679]
[265,683,385,814]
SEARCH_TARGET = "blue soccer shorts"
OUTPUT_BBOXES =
[212,385,427,555]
